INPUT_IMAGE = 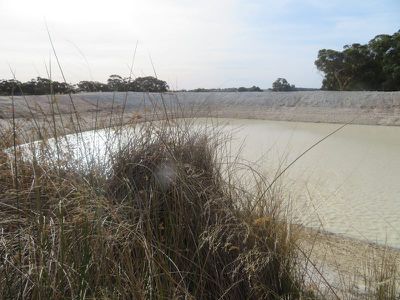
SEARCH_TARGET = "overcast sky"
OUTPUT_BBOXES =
[0,0,399,89]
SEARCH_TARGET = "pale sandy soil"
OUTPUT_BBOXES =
[300,228,400,298]
[1,91,399,297]
[1,91,400,126]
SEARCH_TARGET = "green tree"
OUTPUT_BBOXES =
[0,79,21,95]
[131,76,168,92]
[107,74,125,91]
[25,77,74,95]
[0,74,171,95]
[238,86,262,92]
[272,78,295,91]
[315,30,400,91]
[314,49,351,90]
[78,81,109,92]
[380,31,400,90]
[315,45,378,90]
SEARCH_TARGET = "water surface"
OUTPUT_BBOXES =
[36,118,400,247]
[208,118,400,248]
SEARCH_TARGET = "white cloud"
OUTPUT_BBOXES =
[0,0,398,88]
[1,0,248,87]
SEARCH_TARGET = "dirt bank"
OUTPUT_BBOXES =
[1,91,400,126]
[299,227,400,298]
[1,92,399,297]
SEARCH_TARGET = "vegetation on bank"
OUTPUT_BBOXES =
[1,30,400,96]
[0,75,169,95]
[0,77,266,95]
[0,110,312,299]
[271,78,296,91]
[315,30,400,91]
[0,97,398,298]
[187,85,263,92]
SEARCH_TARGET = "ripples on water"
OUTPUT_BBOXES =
[214,119,400,248]
[20,118,400,248]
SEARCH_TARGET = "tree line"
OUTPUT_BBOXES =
[315,30,400,91]
[0,75,169,96]
[183,86,263,92]
[1,29,399,95]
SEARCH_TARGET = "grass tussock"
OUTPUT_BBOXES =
[0,117,309,299]
[1,94,399,299]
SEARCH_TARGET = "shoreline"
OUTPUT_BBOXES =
[1,90,400,127]
[1,93,399,294]
[2,111,399,253]
[301,226,400,256]
[300,226,400,297]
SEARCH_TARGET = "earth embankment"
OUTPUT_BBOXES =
[1,91,399,126]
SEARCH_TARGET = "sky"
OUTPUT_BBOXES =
[0,0,399,89]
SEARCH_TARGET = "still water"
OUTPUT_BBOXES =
[39,118,400,247]
[206,118,400,248]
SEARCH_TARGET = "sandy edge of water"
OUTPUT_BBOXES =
[299,227,400,296]
[1,104,399,295]
[2,91,400,126]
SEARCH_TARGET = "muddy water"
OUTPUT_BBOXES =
[45,117,400,247]
[201,118,400,248]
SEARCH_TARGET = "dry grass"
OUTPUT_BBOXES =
[0,92,398,299]
[0,106,311,299]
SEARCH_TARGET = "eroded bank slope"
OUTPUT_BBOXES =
[1,91,400,126]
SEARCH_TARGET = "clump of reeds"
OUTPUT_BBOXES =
[0,111,308,299]
[348,246,399,300]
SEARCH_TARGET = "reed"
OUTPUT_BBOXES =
[0,102,312,299]
[0,90,398,299]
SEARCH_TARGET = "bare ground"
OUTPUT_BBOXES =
[1,90,400,126]
[1,91,399,297]
[300,228,400,298]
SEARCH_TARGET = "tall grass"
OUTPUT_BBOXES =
[0,90,399,299]
[0,99,312,299]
